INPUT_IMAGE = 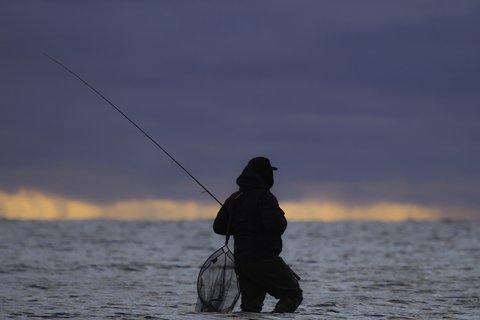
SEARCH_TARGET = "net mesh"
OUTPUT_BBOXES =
[195,245,240,312]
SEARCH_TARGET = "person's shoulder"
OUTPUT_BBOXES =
[224,191,243,204]
[250,189,278,202]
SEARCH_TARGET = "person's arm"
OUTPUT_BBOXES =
[260,192,287,234]
[213,202,229,235]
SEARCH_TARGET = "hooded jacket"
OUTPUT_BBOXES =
[213,157,287,263]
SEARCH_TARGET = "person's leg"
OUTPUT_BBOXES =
[236,256,302,313]
[235,263,267,312]
[258,256,303,313]
[272,294,303,313]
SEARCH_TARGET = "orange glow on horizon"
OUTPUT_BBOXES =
[0,189,473,221]
[281,201,442,221]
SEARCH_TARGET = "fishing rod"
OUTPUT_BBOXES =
[43,52,223,206]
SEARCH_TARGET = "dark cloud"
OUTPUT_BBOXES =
[1,1,480,215]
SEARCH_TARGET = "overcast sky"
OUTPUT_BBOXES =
[1,1,480,219]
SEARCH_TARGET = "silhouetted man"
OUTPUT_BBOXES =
[213,157,303,313]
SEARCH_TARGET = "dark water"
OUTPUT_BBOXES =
[0,220,479,319]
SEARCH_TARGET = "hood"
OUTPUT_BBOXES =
[236,157,277,191]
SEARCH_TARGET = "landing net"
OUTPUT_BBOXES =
[195,245,240,312]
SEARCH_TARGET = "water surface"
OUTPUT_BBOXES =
[0,220,478,319]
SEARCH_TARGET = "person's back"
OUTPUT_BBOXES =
[216,188,286,262]
[213,157,302,313]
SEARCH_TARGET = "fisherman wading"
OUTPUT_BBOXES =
[213,157,303,313]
